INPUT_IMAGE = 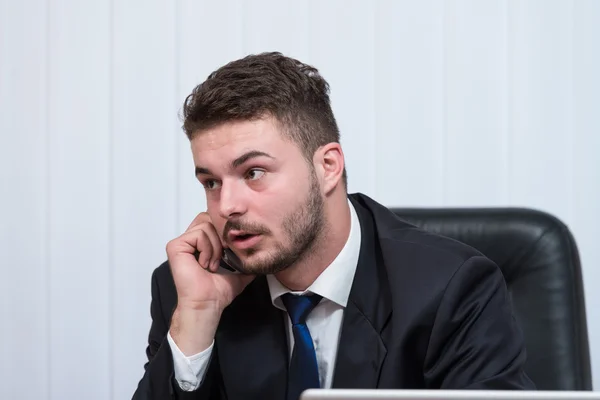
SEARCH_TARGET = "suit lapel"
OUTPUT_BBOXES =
[216,277,288,400]
[332,300,388,388]
[332,197,392,388]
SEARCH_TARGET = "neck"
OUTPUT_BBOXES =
[274,193,351,291]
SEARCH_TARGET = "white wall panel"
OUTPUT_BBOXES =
[243,0,310,61]
[373,0,445,207]
[111,0,178,398]
[443,0,510,206]
[47,1,111,398]
[0,1,48,398]
[507,0,574,221]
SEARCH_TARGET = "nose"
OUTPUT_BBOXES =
[218,179,248,220]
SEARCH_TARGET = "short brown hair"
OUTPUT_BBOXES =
[182,52,347,187]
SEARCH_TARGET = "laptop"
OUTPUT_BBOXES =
[300,390,600,400]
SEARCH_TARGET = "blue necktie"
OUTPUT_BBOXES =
[281,293,323,400]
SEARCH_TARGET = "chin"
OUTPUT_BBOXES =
[239,253,291,275]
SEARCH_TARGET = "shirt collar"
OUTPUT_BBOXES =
[267,199,362,309]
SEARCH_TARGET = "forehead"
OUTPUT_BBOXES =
[190,118,293,160]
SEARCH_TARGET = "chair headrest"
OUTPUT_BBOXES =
[390,207,592,390]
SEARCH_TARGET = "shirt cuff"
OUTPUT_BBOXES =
[167,331,214,391]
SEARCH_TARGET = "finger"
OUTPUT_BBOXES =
[179,229,214,269]
[185,222,222,271]
[201,223,223,272]
[185,212,211,232]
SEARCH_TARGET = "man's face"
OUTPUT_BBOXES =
[191,117,325,275]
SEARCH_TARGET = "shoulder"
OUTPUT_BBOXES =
[350,192,485,270]
[350,194,508,335]
[381,225,484,271]
[350,192,498,300]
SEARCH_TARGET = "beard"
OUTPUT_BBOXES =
[223,169,326,275]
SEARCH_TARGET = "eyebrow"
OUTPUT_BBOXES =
[195,150,275,177]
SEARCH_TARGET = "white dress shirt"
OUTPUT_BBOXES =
[167,200,362,392]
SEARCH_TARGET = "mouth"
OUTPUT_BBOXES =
[228,231,263,249]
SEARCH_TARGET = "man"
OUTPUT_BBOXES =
[133,52,535,400]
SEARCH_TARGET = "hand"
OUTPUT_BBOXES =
[166,212,255,355]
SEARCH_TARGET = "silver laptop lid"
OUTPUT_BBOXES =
[301,390,600,400]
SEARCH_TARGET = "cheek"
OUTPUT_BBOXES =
[256,191,300,229]
[265,170,312,203]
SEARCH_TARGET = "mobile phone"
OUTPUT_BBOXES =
[220,248,243,273]
[194,248,243,274]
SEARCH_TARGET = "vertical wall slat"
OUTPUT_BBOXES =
[442,0,509,206]
[373,0,445,207]
[0,0,49,398]
[110,0,178,398]
[243,0,310,62]
[507,0,573,220]
[47,1,111,398]
[572,0,600,388]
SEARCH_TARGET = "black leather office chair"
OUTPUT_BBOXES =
[390,207,592,390]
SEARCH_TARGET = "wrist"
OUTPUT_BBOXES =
[177,298,226,313]
[170,306,222,356]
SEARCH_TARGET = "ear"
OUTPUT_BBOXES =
[314,143,345,195]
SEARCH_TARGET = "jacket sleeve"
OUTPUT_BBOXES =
[132,267,223,399]
[423,256,536,390]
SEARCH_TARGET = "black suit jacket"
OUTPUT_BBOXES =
[133,193,535,399]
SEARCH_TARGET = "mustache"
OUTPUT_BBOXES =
[223,219,270,241]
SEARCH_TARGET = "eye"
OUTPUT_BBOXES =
[246,169,265,181]
[203,179,221,190]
